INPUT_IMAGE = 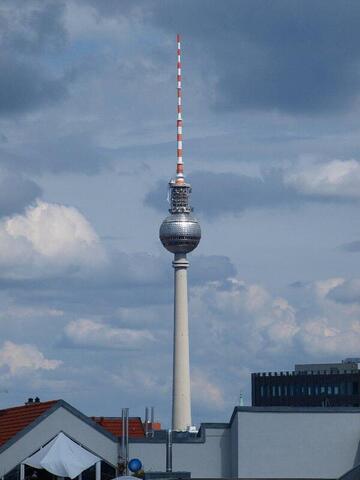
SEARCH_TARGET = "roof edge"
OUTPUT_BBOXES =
[228,405,360,426]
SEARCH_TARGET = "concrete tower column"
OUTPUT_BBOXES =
[172,253,191,430]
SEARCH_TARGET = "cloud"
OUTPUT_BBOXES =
[339,240,360,253]
[0,170,42,217]
[298,317,360,357]
[110,367,169,395]
[190,255,236,283]
[63,318,155,349]
[2,0,360,423]
[292,277,360,356]
[0,341,62,375]
[285,159,360,198]
[8,132,118,175]
[0,232,235,316]
[146,170,298,218]
[191,369,225,410]
[326,279,360,304]
[0,2,69,115]
[0,201,106,277]
[0,1,67,54]
[314,277,345,299]
[191,278,299,359]
[146,165,359,218]
[0,56,68,115]
[190,275,360,374]
[146,0,360,115]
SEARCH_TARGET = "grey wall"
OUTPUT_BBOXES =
[0,406,118,477]
[130,426,231,479]
[230,410,238,478]
[235,409,360,479]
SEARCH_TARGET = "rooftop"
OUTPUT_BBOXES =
[0,399,152,450]
[253,359,360,377]
[91,416,146,437]
[0,399,57,447]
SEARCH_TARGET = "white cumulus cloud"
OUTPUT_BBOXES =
[191,275,360,371]
[299,316,360,356]
[64,318,155,349]
[285,159,360,198]
[192,278,299,357]
[0,341,62,375]
[0,201,106,277]
[314,277,345,298]
[191,369,225,410]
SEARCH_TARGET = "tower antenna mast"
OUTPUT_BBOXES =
[176,34,184,184]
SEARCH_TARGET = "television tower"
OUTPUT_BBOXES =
[160,34,201,431]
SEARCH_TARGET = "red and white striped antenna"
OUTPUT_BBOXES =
[176,34,184,184]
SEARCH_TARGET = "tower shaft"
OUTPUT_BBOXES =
[172,253,191,430]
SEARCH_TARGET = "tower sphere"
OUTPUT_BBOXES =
[160,213,201,254]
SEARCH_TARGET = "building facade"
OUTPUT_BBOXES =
[252,359,360,407]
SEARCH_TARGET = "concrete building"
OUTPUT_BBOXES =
[2,398,360,479]
[252,359,360,407]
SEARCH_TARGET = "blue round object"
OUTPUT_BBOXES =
[128,458,142,473]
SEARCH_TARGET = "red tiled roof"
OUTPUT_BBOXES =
[145,421,161,431]
[0,400,152,448]
[0,400,58,447]
[91,417,145,437]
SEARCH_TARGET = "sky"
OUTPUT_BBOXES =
[0,0,360,427]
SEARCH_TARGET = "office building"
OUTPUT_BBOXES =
[252,359,360,407]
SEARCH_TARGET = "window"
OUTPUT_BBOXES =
[260,385,264,397]
[284,385,288,396]
[321,386,326,394]
[4,465,19,480]
[340,383,346,395]
[278,385,281,396]
[315,385,319,395]
[290,385,294,396]
[308,386,312,396]
[272,385,276,397]
[334,385,339,395]
[101,461,116,480]
[83,465,96,480]
[327,385,332,395]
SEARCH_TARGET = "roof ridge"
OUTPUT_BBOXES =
[0,400,59,415]
[90,416,142,420]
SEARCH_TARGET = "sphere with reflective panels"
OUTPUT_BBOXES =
[160,213,201,254]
